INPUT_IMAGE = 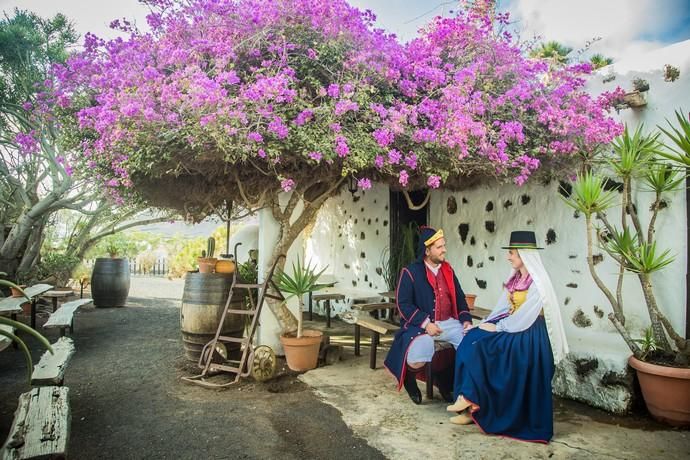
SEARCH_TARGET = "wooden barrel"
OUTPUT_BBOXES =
[180,273,247,362]
[91,258,130,307]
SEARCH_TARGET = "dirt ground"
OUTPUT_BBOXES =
[0,277,384,460]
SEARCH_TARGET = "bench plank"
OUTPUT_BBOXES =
[351,302,396,313]
[1,386,70,460]
[31,338,76,386]
[0,284,53,315]
[43,299,91,330]
[0,324,15,352]
[471,306,492,321]
[354,317,399,335]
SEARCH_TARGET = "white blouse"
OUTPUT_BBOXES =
[484,284,543,333]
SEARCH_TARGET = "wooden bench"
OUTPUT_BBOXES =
[353,315,399,369]
[1,386,70,460]
[0,284,53,329]
[31,337,76,386]
[43,299,92,337]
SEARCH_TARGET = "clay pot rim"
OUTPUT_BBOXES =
[280,329,323,340]
[628,355,690,379]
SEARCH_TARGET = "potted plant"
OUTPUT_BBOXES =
[197,237,217,274]
[562,116,690,426]
[275,257,327,371]
[0,275,54,380]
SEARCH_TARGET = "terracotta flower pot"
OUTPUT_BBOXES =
[215,259,236,274]
[10,285,27,297]
[198,257,218,274]
[464,294,477,310]
[628,355,690,427]
[280,329,323,372]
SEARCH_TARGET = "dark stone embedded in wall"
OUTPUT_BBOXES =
[383,220,388,227]
[521,194,531,205]
[360,252,366,258]
[503,200,513,209]
[485,201,494,212]
[475,278,487,289]
[447,196,458,214]
[593,254,604,265]
[364,275,368,282]
[360,207,364,213]
[353,195,361,203]
[573,210,580,219]
[546,229,557,245]
[483,242,488,249]
[338,233,342,238]
[571,269,581,274]
[559,180,573,198]
[354,219,358,224]
[467,255,473,267]
[374,199,377,204]
[574,358,599,378]
[341,200,345,205]
[344,263,351,269]
[369,282,373,288]
[564,297,571,305]
[593,305,604,318]
[488,256,495,262]
[485,221,495,233]
[341,245,345,250]
[376,230,379,236]
[573,308,593,328]
[470,236,476,246]
[352,280,357,287]
[458,223,470,244]
[526,219,533,225]
[477,262,484,268]
[360,232,365,240]
[602,370,632,388]
[375,218,379,222]
[376,267,383,276]
[603,177,624,192]
[568,254,577,259]
[368,218,371,225]
[462,197,468,204]
[385,205,389,211]
[566,283,578,288]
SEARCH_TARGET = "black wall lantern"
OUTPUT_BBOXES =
[347,175,358,196]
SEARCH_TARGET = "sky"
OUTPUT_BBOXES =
[0,0,690,60]
[2,0,689,62]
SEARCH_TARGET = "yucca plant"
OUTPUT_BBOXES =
[562,119,690,365]
[274,257,327,338]
[0,275,54,381]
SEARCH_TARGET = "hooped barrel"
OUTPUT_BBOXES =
[91,258,131,307]
[180,272,247,362]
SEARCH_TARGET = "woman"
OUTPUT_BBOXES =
[446,231,568,443]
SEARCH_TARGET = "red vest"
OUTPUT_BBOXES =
[425,265,455,322]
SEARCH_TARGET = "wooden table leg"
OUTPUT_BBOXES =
[369,331,379,369]
[31,299,37,329]
[354,324,361,356]
[326,299,331,328]
[426,362,434,399]
[308,291,313,321]
[52,297,58,312]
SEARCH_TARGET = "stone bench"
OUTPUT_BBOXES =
[31,337,76,387]
[43,299,92,337]
[1,386,70,459]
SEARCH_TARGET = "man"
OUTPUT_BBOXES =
[384,226,473,404]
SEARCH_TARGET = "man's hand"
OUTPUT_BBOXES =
[425,322,443,336]
[478,322,497,332]
[462,321,473,334]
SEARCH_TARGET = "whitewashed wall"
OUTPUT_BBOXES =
[255,40,689,411]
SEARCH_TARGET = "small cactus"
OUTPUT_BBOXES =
[206,237,215,259]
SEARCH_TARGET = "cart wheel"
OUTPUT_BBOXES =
[251,345,277,382]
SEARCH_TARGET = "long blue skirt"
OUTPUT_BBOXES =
[452,317,555,442]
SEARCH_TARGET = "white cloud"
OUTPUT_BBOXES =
[506,0,687,61]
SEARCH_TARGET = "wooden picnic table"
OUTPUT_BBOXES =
[41,289,75,313]
[0,284,54,329]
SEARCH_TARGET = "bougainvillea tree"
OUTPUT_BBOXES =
[54,0,623,270]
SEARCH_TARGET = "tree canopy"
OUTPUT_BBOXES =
[52,0,623,220]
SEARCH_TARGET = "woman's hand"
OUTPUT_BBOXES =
[478,323,497,332]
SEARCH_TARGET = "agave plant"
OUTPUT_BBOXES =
[274,257,327,338]
[0,275,53,380]
[562,120,690,365]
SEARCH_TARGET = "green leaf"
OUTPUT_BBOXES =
[561,172,617,217]
[658,109,690,166]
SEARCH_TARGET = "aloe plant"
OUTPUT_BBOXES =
[562,119,690,365]
[274,257,327,338]
[0,276,54,381]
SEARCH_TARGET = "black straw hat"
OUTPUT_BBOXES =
[501,231,543,250]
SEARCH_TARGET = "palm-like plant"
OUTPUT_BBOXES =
[529,40,573,65]
[562,121,690,364]
[0,275,53,380]
[274,257,327,339]
[589,53,613,70]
